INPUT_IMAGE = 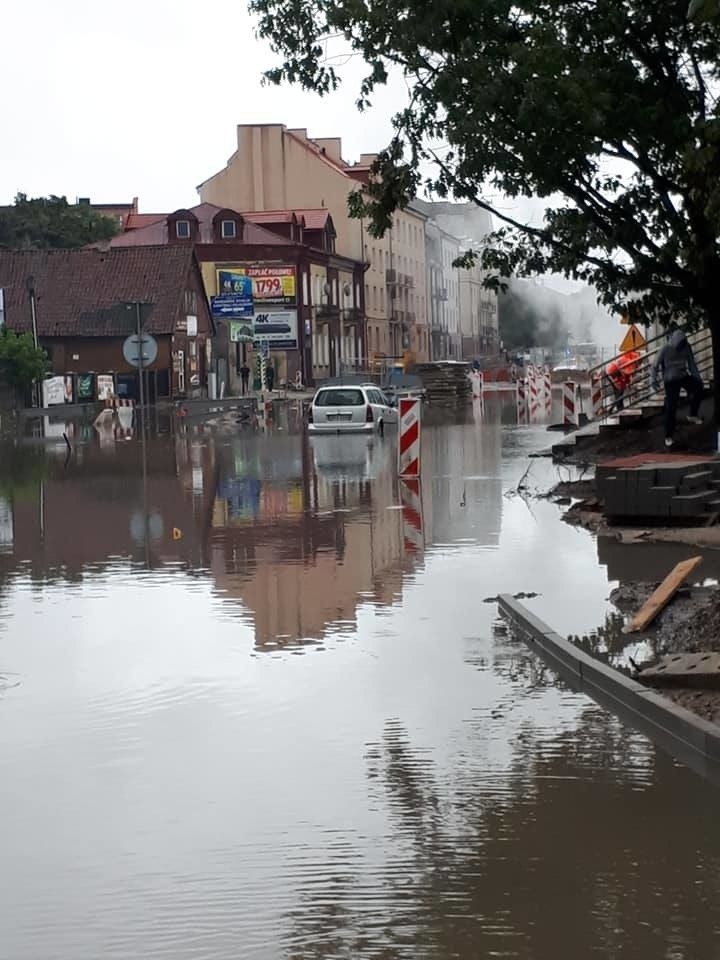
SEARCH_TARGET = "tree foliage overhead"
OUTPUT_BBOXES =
[0,194,118,250]
[250,0,720,329]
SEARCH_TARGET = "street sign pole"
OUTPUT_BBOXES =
[136,301,145,415]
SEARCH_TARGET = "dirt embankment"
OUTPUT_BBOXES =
[609,582,720,725]
[543,475,720,725]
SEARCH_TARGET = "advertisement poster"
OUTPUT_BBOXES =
[217,266,296,306]
[252,310,298,350]
[42,376,65,407]
[64,376,74,403]
[97,374,114,400]
[77,374,94,401]
[229,319,254,343]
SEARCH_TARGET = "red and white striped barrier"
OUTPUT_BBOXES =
[398,397,421,478]
[543,367,552,415]
[399,477,424,553]
[516,378,527,422]
[528,370,541,419]
[590,373,603,419]
[563,380,579,426]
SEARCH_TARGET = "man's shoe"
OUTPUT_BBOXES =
[686,415,703,425]
[665,437,674,448]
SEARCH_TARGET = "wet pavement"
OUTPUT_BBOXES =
[1,395,719,959]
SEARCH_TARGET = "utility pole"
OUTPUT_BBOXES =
[135,301,146,415]
[26,276,40,408]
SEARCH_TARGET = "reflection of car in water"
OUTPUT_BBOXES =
[310,433,391,482]
[308,385,397,435]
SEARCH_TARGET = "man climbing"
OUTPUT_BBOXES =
[605,350,641,411]
[651,329,704,448]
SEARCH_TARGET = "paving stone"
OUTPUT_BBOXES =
[641,653,720,688]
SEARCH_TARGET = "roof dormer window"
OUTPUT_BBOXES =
[221,220,237,239]
[176,220,191,239]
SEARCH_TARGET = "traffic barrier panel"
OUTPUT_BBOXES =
[563,380,579,426]
[516,378,528,422]
[399,397,421,478]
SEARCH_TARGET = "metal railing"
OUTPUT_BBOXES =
[586,329,714,421]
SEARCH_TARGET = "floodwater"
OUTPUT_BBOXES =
[1,394,719,960]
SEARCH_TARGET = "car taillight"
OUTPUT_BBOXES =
[366,404,374,422]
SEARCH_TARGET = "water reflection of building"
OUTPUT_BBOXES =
[209,431,407,646]
[0,431,216,581]
[0,422,424,648]
[423,401,503,549]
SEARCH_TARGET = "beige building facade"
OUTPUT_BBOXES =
[198,125,429,366]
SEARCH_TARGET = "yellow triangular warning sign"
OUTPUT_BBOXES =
[619,324,646,353]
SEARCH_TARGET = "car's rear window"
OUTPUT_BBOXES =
[314,389,365,407]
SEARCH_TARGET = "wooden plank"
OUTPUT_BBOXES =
[624,556,703,633]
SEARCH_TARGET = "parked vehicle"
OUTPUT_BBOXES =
[307,384,397,435]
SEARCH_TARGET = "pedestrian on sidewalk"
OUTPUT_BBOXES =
[240,362,250,395]
[652,328,704,448]
[266,362,275,392]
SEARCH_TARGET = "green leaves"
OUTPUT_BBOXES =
[0,195,118,251]
[0,329,48,391]
[251,0,720,326]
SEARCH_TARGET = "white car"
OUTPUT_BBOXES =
[307,384,397,434]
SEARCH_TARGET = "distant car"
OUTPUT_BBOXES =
[308,384,397,434]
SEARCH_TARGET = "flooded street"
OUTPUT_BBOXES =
[1,395,720,959]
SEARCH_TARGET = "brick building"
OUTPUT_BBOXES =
[0,246,212,401]
[109,201,367,389]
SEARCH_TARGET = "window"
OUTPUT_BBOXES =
[184,290,197,314]
[176,220,191,239]
[315,388,364,407]
[221,220,237,238]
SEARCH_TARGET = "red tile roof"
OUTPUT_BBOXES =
[0,246,197,337]
[109,203,297,248]
[125,213,165,230]
[292,209,334,230]
[243,210,297,225]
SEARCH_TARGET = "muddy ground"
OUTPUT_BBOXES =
[544,470,720,724]
[542,475,720,725]
[608,582,720,725]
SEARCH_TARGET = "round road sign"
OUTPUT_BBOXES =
[123,332,158,368]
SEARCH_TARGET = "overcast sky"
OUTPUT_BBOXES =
[1,0,404,211]
[2,0,588,300]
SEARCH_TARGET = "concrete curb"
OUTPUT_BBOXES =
[498,595,720,784]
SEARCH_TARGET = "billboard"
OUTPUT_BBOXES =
[216,265,296,307]
[253,310,298,350]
